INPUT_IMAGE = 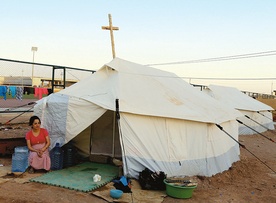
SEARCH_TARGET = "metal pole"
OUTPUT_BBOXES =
[31,47,38,86]
[32,51,34,86]
[21,69,24,86]
[112,111,116,158]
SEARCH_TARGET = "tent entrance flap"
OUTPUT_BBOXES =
[90,110,122,158]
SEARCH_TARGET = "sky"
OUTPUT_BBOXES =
[1,1,276,94]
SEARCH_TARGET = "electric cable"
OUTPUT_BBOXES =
[146,50,276,66]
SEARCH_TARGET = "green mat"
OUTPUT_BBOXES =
[30,162,119,192]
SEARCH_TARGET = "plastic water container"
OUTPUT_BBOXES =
[63,143,75,168]
[50,143,64,170]
[15,146,29,153]
[12,146,29,173]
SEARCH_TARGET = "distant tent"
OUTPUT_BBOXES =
[35,58,242,178]
[203,85,275,135]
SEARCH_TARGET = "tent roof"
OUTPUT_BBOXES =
[207,85,274,111]
[58,58,240,124]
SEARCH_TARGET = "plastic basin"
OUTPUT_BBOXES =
[110,189,123,199]
[164,179,197,199]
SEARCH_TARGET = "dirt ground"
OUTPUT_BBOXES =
[0,123,275,203]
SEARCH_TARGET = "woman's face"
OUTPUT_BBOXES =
[32,119,41,130]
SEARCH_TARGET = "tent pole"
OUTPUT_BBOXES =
[89,125,93,155]
[112,111,116,158]
[115,99,129,176]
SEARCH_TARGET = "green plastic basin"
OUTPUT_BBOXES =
[164,179,197,199]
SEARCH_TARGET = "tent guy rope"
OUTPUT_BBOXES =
[2,106,34,125]
[216,124,276,174]
[244,115,276,136]
[257,111,273,121]
[236,119,275,143]
[3,102,36,112]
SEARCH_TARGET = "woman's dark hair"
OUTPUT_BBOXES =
[29,115,41,126]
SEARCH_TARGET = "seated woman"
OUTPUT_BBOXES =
[26,115,51,173]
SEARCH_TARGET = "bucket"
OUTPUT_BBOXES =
[164,179,197,199]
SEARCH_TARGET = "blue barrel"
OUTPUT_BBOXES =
[50,143,64,170]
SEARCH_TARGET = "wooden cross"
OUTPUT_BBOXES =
[102,14,119,58]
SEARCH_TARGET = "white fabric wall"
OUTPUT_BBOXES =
[34,93,106,149]
[120,113,239,178]
[238,110,274,135]
[203,85,275,135]
[65,96,106,143]
[35,94,69,149]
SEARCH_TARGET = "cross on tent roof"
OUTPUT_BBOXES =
[102,14,119,59]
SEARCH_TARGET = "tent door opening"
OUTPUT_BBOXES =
[90,110,122,157]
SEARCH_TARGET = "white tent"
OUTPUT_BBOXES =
[203,85,275,135]
[34,58,242,178]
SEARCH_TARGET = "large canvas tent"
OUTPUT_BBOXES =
[34,58,242,178]
[203,85,275,135]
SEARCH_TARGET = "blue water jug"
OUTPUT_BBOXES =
[50,143,64,170]
[12,146,29,172]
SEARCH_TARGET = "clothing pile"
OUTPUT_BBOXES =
[138,168,167,190]
[112,176,132,193]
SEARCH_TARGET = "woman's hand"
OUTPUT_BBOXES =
[37,149,43,157]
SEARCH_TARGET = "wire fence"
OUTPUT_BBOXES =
[0,58,95,124]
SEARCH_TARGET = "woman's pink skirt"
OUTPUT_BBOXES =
[29,143,51,171]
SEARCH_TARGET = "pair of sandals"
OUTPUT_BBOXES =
[28,167,51,173]
[28,167,35,174]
